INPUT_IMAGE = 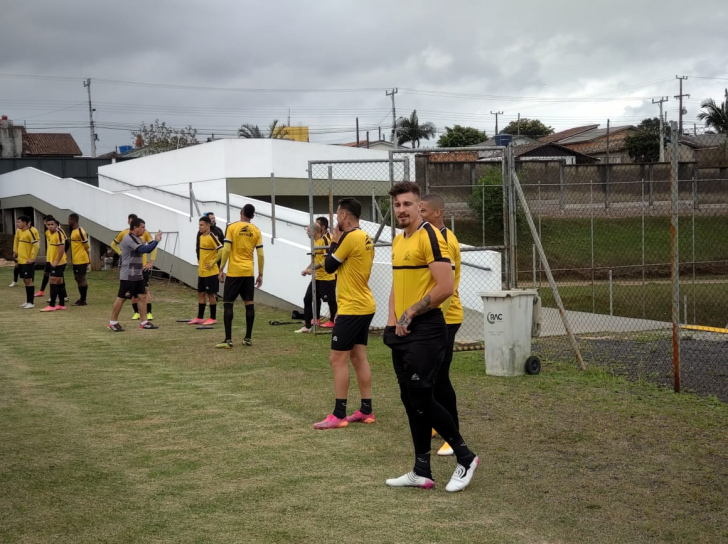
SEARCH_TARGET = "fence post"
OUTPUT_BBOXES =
[605,163,611,210]
[648,163,654,207]
[188,182,193,221]
[328,166,334,233]
[559,161,565,211]
[692,163,699,210]
[608,269,613,316]
[308,163,318,334]
[270,172,276,245]
[371,191,377,222]
[669,121,681,393]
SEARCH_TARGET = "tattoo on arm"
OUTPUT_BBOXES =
[398,295,432,327]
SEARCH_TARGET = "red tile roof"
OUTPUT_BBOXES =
[539,124,600,143]
[22,133,82,156]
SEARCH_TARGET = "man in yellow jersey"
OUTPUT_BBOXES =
[420,194,464,457]
[216,204,264,348]
[14,215,40,309]
[298,222,338,332]
[39,217,68,312]
[112,213,157,320]
[383,181,479,493]
[35,215,68,303]
[313,197,376,429]
[316,216,336,328]
[68,213,90,306]
[188,215,223,326]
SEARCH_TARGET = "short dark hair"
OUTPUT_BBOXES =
[128,213,138,221]
[242,204,255,219]
[130,217,145,229]
[337,197,361,219]
[18,215,31,224]
[316,216,329,230]
[43,215,55,222]
[69,213,79,222]
[199,215,211,224]
[421,194,445,210]
[388,181,421,198]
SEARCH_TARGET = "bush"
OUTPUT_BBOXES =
[466,167,529,240]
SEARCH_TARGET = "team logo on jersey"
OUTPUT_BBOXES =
[404,251,411,261]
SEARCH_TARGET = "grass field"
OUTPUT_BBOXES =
[1,268,727,544]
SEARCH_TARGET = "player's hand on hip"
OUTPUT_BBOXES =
[301,268,311,276]
[396,311,412,336]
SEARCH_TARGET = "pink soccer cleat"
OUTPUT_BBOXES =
[346,410,376,424]
[39,306,57,312]
[202,318,217,325]
[313,414,348,430]
[188,317,205,325]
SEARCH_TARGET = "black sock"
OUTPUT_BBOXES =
[360,399,373,415]
[414,452,432,479]
[451,440,476,469]
[333,398,347,419]
[49,284,58,306]
[132,303,139,313]
[147,302,153,313]
[224,303,233,340]
[26,285,34,304]
[198,303,206,319]
[13,268,19,282]
[40,274,49,292]
[79,285,88,302]
[60,283,67,301]
[245,304,254,339]
[210,304,217,320]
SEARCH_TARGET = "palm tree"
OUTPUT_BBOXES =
[396,110,436,148]
[238,119,290,139]
[697,89,728,134]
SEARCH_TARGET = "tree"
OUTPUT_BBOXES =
[697,89,728,134]
[636,117,662,134]
[238,119,289,139]
[132,119,199,154]
[501,118,554,138]
[624,132,660,163]
[396,110,436,148]
[437,125,487,147]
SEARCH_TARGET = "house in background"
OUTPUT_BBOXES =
[0,115,82,158]
[338,138,396,151]
[539,124,600,144]
[474,134,539,147]
[553,125,638,163]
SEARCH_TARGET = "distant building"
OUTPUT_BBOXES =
[338,138,396,150]
[0,116,82,158]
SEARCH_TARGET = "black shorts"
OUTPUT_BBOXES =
[142,269,152,287]
[198,275,220,294]
[50,264,66,278]
[73,263,88,276]
[383,309,447,388]
[19,263,35,280]
[223,276,255,303]
[331,313,374,351]
[43,262,52,274]
[118,279,147,299]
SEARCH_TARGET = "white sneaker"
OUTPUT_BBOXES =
[9,282,17,287]
[22,302,35,309]
[294,326,311,333]
[385,471,435,489]
[445,456,480,493]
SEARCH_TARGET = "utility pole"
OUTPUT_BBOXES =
[355,117,360,147]
[517,113,520,135]
[491,111,504,135]
[653,96,669,162]
[675,76,690,137]
[386,88,398,148]
[83,78,97,157]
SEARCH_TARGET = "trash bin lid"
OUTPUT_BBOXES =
[478,289,537,299]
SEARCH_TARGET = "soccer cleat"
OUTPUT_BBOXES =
[56,305,66,311]
[9,282,17,287]
[385,471,435,489]
[432,429,438,438]
[437,442,454,456]
[445,456,480,493]
[313,414,348,430]
[33,290,44,297]
[140,322,159,330]
[294,326,311,333]
[320,320,335,328]
[346,410,376,424]
[131,313,141,320]
[243,338,252,346]
[188,317,205,325]
[215,340,233,349]
[20,302,29,307]
[147,313,154,320]
[40,305,57,312]
[72,300,87,306]
[107,323,125,332]
[22,302,35,309]
[202,318,217,325]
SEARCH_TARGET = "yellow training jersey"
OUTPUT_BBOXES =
[315,236,335,281]
[440,227,463,325]
[198,232,223,277]
[46,229,67,266]
[70,227,90,265]
[15,227,40,264]
[331,228,375,315]
[113,228,156,265]
[224,221,263,277]
[391,222,451,318]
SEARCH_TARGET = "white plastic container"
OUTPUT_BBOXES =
[479,290,537,376]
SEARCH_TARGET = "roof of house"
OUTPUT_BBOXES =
[339,139,394,148]
[680,134,728,148]
[539,124,600,143]
[22,133,82,156]
[474,135,539,146]
[559,125,636,145]
[477,142,599,163]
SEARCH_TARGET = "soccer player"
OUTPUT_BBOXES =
[312,197,376,429]
[383,181,479,493]
[420,194,464,457]
[108,218,162,331]
[39,217,68,312]
[297,222,338,333]
[112,213,157,320]
[189,215,222,325]
[68,213,90,306]
[216,204,264,348]
[14,215,40,309]
[34,215,65,300]
[196,212,224,261]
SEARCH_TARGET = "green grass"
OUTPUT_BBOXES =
[1,268,727,543]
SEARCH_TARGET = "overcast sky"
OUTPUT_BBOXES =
[2,0,727,155]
